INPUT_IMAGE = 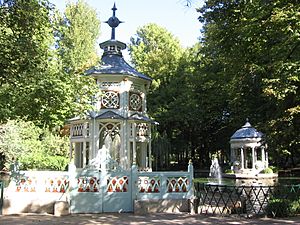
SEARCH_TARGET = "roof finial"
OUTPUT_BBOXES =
[105,2,123,40]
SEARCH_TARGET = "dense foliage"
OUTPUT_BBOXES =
[0,120,69,170]
[198,0,300,168]
[0,0,100,170]
[0,0,99,128]
[0,0,298,171]
[129,1,299,169]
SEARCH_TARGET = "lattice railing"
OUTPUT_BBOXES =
[138,176,160,193]
[14,173,69,193]
[77,176,100,192]
[194,183,300,216]
[16,177,38,192]
[107,176,128,192]
[167,177,189,193]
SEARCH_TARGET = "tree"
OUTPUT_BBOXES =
[0,0,99,127]
[129,23,183,91]
[198,0,300,167]
[129,23,185,169]
[55,0,100,74]
[0,0,59,125]
[53,0,101,124]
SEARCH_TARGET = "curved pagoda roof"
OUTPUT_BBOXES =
[231,121,264,140]
[85,3,152,82]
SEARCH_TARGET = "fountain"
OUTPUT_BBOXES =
[209,157,222,184]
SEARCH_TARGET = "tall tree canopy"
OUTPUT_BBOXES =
[129,24,229,169]
[56,0,100,74]
[129,23,183,90]
[0,0,57,125]
[129,1,300,169]
[198,0,300,167]
[0,0,99,127]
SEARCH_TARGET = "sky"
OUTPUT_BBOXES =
[50,0,205,58]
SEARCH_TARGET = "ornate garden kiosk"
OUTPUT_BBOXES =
[230,120,269,175]
[68,4,153,171]
[1,4,193,215]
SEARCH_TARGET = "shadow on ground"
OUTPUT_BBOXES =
[0,213,300,225]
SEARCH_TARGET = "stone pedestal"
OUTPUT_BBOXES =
[54,201,69,216]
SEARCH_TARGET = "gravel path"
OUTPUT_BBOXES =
[1,213,300,225]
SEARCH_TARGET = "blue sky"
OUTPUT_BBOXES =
[50,0,204,59]
[51,0,204,44]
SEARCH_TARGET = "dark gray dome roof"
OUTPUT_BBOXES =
[231,122,264,139]
[85,3,152,82]
[85,50,152,81]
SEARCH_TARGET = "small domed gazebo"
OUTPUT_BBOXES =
[230,121,268,174]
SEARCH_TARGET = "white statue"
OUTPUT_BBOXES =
[90,135,113,171]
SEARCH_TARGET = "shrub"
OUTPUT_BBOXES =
[290,199,300,215]
[266,198,290,217]
[261,167,273,174]
[269,165,278,173]
[0,119,69,171]
[225,169,234,174]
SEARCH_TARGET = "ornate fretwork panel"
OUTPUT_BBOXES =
[15,175,69,193]
[101,91,120,109]
[16,177,38,192]
[99,123,121,162]
[136,123,149,137]
[167,177,189,193]
[129,92,142,111]
[45,177,69,193]
[107,176,128,192]
[71,123,84,137]
[129,123,149,138]
[100,82,121,89]
[138,176,160,193]
[77,176,100,192]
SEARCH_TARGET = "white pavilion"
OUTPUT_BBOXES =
[230,121,269,174]
[68,4,153,171]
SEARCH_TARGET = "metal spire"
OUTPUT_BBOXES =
[105,3,123,40]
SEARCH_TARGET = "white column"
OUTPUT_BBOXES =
[95,120,99,157]
[90,118,96,159]
[266,150,269,168]
[148,139,152,170]
[262,147,266,168]
[240,147,244,169]
[252,147,255,170]
[82,142,86,167]
[230,148,233,162]
[69,142,73,162]
[133,123,137,165]
[89,140,92,166]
